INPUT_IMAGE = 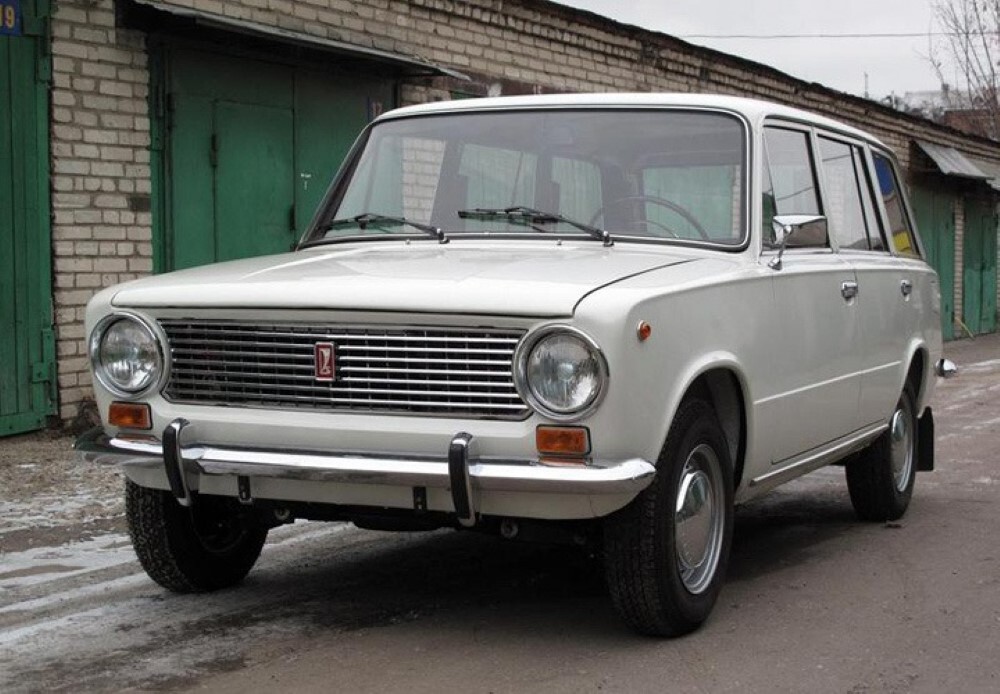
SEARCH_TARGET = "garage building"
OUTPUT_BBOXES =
[2,0,999,433]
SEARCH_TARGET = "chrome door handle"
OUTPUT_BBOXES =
[900,279,913,296]
[841,281,859,300]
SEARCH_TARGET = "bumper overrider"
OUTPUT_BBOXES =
[76,419,657,523]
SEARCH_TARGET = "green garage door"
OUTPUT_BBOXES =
[0,0,55,436]
[161,47,395,270]
[963,196,998,335]
[910,184,956,340]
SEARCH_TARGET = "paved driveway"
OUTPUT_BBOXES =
[2,335,999,693]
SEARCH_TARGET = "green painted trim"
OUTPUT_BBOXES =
[149,40,168,273]
[32,0,55,416]
[0,411,49,437]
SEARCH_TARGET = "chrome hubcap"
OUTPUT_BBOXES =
[889,406,914,493]
[675,443,724,594]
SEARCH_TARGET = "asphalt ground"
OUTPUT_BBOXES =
[1,334,999,693]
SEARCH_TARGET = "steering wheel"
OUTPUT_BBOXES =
[589,195,710,240]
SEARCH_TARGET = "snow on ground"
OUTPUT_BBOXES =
[0,431,123,542]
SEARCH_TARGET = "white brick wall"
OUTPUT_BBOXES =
[49,0,1000,420]
[51,0,152,420]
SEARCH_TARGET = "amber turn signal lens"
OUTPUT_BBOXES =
[536,426,591,456]
[109,401,152,430]
[637,320,652,342]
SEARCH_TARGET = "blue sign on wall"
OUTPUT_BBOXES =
[0,0,22,36]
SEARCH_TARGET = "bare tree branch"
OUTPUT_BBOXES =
[933,0,1000,138]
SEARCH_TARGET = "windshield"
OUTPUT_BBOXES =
[311,109,747,247]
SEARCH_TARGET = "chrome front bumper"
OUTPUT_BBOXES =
[76,422,656,523]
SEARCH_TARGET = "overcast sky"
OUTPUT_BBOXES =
[556,0,951,101]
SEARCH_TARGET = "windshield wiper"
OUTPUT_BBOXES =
[457,206,613,247]
[323,213,448,244]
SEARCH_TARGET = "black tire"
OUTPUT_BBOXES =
[846,386,918,522]
[603,398,734,637]
[125,479,268,592]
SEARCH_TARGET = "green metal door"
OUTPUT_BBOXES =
[214,101,295,260]
[293,69,381,231]
[962,197,998,335]
[160,47,394,271]
[910,184,956,339]
[0,0,55,436]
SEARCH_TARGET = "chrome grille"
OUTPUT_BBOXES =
[159,320,528,419]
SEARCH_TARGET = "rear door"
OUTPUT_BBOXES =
[817,136,907,427]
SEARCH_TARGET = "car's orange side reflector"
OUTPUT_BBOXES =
[536,425,591,456]
[109,402,152,430]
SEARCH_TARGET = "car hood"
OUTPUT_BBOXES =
[111,241,699,317]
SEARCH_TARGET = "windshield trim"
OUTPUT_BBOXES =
[301,106,753,253]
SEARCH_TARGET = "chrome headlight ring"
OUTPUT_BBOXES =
[514,325,609,422]
[88,312,167,399]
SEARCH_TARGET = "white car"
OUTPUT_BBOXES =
[78,94,955,636]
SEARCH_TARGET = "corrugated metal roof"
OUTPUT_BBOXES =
[969,157,1000,192]
[915,140,991,179]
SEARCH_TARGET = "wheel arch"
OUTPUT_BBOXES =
[901,340,931,413]
[667,358,749,492]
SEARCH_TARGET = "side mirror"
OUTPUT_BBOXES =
[768,214,828,270]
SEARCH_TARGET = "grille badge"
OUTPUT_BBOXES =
[314,342,335,381]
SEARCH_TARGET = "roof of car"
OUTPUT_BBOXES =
[378,93,884,147]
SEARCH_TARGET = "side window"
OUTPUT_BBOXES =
[762,127,823,247]
[872,152,921,258]
[817,137,871,250]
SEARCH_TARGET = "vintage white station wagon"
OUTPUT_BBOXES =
[79,94,956,636]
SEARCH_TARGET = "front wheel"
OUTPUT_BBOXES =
[126,479,268,592]
[603,398,734,636]
[846,387,917,522]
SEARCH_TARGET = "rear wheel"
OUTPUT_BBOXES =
[603,398,734,636]
[126,479,268,592]
[846,386,917,521]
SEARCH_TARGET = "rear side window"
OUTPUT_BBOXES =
[762,127,823,247]
[818,137,875,250]
[872,152,921,258]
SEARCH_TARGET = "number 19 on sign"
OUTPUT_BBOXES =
[0,0,21,36]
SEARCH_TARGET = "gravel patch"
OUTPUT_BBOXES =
[0,431,123,551]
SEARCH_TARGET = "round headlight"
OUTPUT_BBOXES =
[90,315,163,396]
[517,327,608,419]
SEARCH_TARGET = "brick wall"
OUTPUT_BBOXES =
[49,0,1000,420]
[50,0,152,420]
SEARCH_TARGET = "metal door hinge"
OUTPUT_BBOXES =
[209,133,218,168]
[30,361,50,384]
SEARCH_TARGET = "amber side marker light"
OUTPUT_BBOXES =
[637,320,652,342]
[109,401,152,430]
[536,425,591,459]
